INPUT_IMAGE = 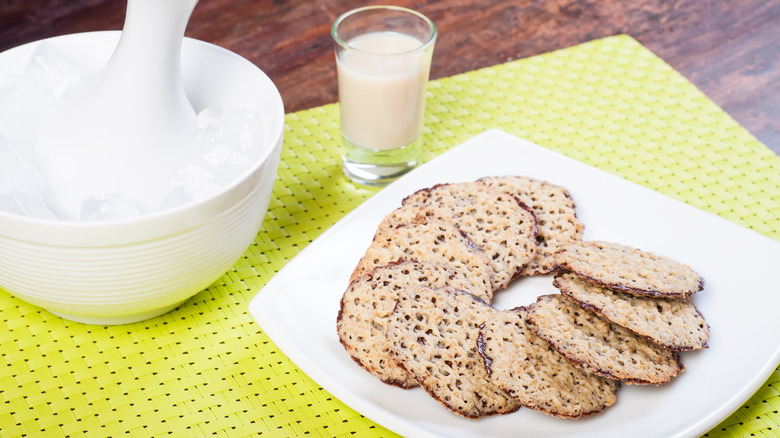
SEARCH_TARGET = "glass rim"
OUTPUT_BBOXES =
[331,5,437,56]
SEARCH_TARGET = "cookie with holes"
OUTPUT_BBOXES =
[386,285,521,418]
[338,260,487,389]
[554,272,710,351]
[478,307,620,418]
[479,175,584,276]
[553,241,703,297]
[380,181,538,291]
[349,218,494,300]
[527,294,684,385]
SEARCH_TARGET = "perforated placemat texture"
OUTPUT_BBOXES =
[1,35,778,437]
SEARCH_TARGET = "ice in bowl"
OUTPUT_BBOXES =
[0,0,284,324]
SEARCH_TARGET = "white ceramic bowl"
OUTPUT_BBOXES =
[0,31,284,325]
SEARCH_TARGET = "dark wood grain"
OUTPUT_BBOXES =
[1,0,778,155]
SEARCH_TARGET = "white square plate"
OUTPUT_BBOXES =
[249,129,780,437]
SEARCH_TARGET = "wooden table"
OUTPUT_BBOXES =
[1,0,778,156]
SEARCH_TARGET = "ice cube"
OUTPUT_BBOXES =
[0,74,56,154]
[0,135,45,193]
[0,191,58,220]
[182,107,265,194]
[192,107,264,169]
[0,136,53,219]
[168,162,220,201]
[24,42,85,97]
[80,194,141,221]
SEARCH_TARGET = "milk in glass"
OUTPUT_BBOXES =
[336,31,431,151]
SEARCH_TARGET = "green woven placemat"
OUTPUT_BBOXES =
[1,35,778,437]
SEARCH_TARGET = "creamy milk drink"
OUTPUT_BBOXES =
[336,31,430,151]
[332,6,436,185]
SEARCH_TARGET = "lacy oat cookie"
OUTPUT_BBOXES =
[390,181,538,291]
[527,294,684,385]
[350,219,494,299]
[554,272,710,351]
[480,175,584,276]
[554,241,703,297]
[478,308,620,418]
[338,261,486,389]
[386,285,521,418]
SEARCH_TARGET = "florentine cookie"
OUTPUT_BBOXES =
[553,241,703,297]
[478,308,620,418]
[338,261,486,389]
[479,175,584,276]
[375,204,427,235]
[554,272,710,351]
[526,294,684,385]
[350,219,494,300]
[386,285,521,418]
[382,182,538,291]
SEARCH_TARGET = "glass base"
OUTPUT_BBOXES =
[341,134,419,186]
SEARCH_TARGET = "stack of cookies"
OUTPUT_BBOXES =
[336,176,710,420]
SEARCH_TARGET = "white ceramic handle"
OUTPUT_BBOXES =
[34,0,201,220]
[106,0,199,109]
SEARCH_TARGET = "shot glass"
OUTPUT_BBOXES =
[331,6,436,186]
